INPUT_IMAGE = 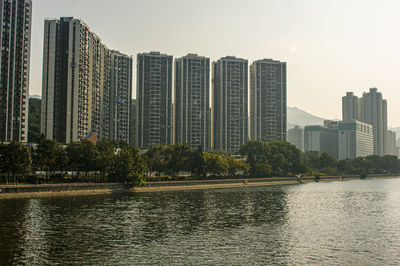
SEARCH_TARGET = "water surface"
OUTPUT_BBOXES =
[1,178,400,265]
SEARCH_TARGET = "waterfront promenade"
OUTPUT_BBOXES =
[1,175,399,198]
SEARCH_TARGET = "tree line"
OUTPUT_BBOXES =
[1,140,399,185]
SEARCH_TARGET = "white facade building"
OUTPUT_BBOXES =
[338,120,374,160]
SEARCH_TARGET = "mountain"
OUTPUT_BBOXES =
[287,107,326,129]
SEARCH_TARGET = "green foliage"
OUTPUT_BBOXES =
[304,151,337,175]
[2,138,400,185]
[166,143,194,174]
[240,141,304,177]
[0,141,32,184]
[66,141,99,178]
[190,146,206,177]
[335,155,400,176]
[227,157,249,176]
[110,146,147,186]
[96,139,117,179]
[145,144,169,175]
[34,139,62,178]
[203,152,229,177]
[252,162,272,177]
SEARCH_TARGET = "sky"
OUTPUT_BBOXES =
[30,0,400,127]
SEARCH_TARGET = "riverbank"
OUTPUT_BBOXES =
[134,175,400,192]
[0,183,128,199]
[1,175,399,199]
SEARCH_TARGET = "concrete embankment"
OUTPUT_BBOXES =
[134,175,400,192]
[1,175,399,198]
[0,183,128,199]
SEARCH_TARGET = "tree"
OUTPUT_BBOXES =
[34,139,61,179]
[96,139,117,181]
[381,155,400,174]
[145,144,169,176]
[203,152,228,177]
[227,157,249,176]
[240,141,304,177]
[189,146,206,177]
[2,141,32,184]
[252,161,272,177]
[166,143,194,175]
[240,141,269,176]
[66,141,99,179]
[303,151,320,171]
[264,141,304,176]
[109,146,147,186]
[304,151,337,175]
[318,152,337,174]
[0,144,8,183]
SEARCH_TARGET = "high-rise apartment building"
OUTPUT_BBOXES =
[108,51,132,143]
[338,120,373,160]
[0,0,32,142]
[212,56,248,152]
[360,88,387,156]
[250,59,286,142]
[174,54,210,150]
[41,17,131,143]
[342,92,360,121]
[287,125,304,152]
[136,52,173,149]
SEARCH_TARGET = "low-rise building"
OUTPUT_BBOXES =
[287,125,304,152]
[304,124,338,159]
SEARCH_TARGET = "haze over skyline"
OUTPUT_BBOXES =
[30,0,400,127]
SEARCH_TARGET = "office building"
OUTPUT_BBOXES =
[212,56,248,152]
[0,0,32,142]
[384,130,397,156]
[338,120,373,160]
[304,124,338,159]
[174,54,210,150]
[41,17,132,144]
[250,59,286,142]
[342,92,360,121]
[287,125,304,152]
[360,88,387,156]
[136,52,173,149]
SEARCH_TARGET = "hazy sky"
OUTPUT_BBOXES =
[30,0,400,127]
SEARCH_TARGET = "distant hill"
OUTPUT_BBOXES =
[287,107,326,129]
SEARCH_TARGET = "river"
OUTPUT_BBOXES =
[1,178,400,265]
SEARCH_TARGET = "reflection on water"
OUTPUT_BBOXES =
[1,178,400,264]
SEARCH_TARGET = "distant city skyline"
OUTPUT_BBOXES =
[29,0,400,126]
